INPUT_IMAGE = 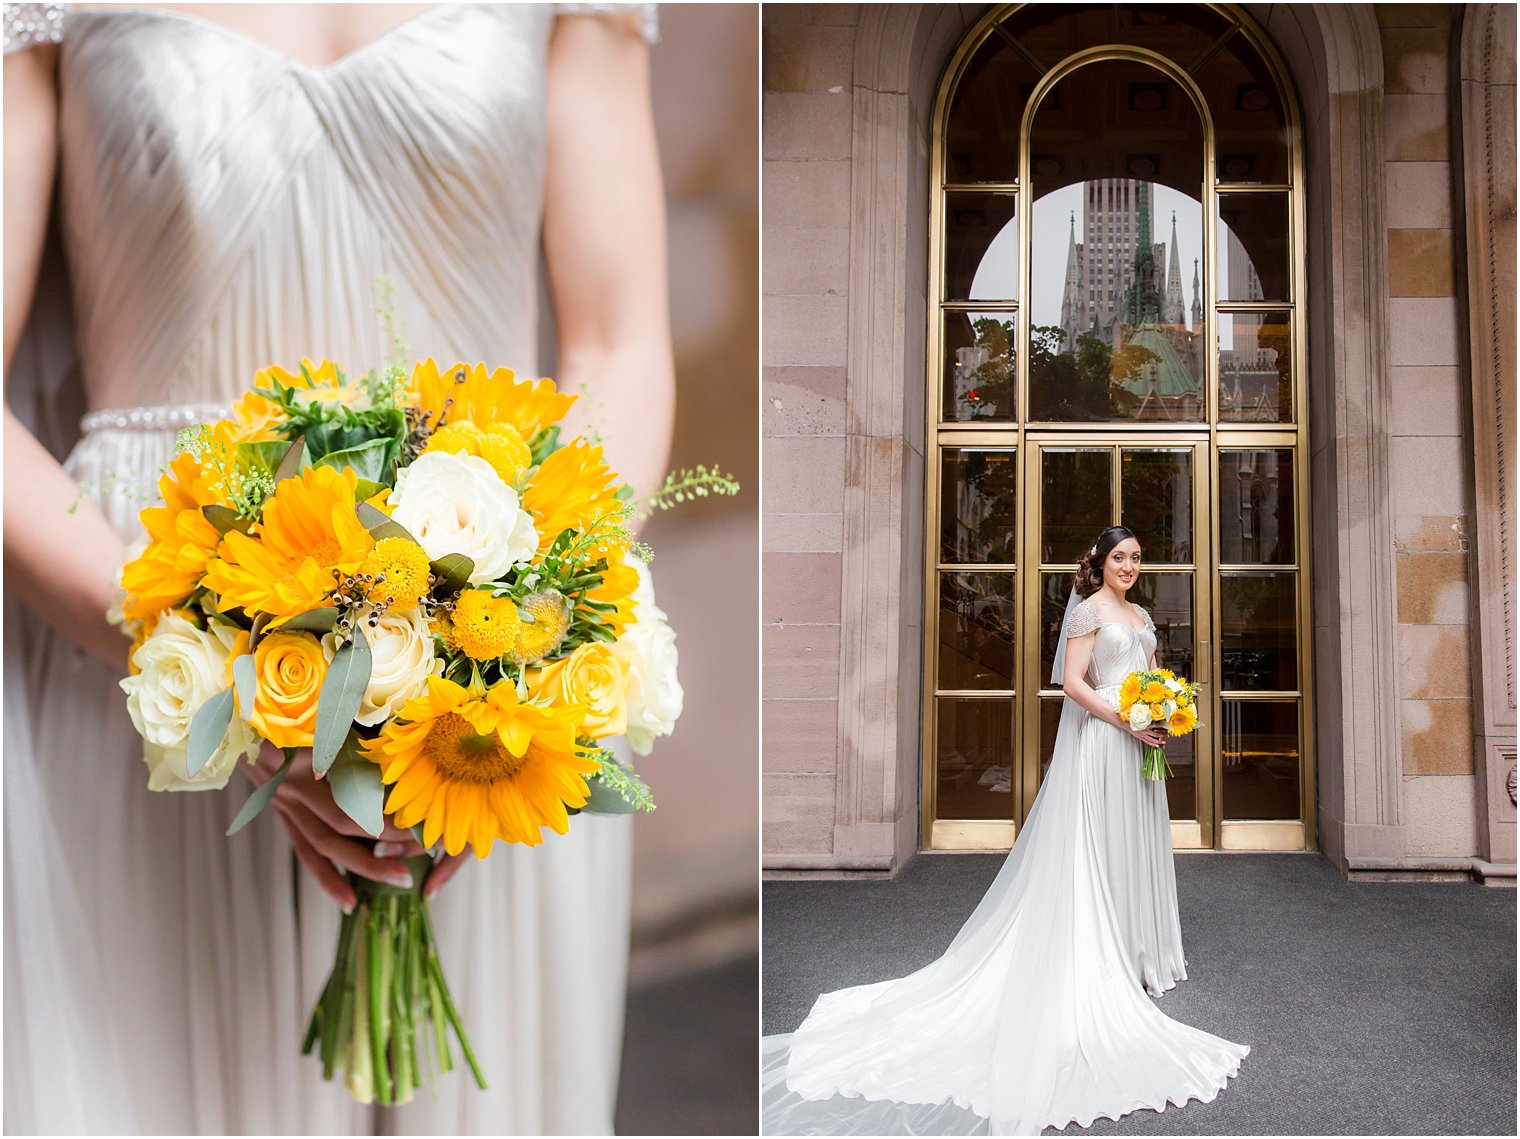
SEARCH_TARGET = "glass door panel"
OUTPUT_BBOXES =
[1040,449,1111,561]
[937,571,1017,690]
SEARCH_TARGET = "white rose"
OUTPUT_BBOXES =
[612,558,683,755]
[1126,702,1153,731]
[323,608,442,726]
[120,612,260,791]
[390,451,538,583]
[1164,678,1183,694]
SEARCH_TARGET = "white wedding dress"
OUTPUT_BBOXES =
[4,4,654,1133]
[762,592,1250,1136]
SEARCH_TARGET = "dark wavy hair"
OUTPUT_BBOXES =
[1074,525,1141,598]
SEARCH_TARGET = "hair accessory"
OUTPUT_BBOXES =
[1089,545,1097,556]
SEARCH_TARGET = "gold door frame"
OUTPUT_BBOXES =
[921,4,1315,853]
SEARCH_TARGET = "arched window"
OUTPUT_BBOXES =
[925,3,1312,853]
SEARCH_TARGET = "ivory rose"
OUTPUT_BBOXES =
[389,451,538,583]
[324,609,442,727]
[611,559,683,756]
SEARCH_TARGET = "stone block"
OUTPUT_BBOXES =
[1402,699,1474,771]
[765,552,844,625]
[763,24,855,92]
[762,772,836,855]
[763,159,852,229]
[1387,229,1456,296]
[1394,514,1469,552]
[1388,296,1461,365]
[1397,624,1473,699]
[762,4,860,28]
[1401,773,1481,857]
[764,435,846,513]
[1396,551,1471,624]
[763,226,850,297]
[1389,365,1464,436]
[763,623,841,698]
[764,293,849,367]
[763,512,844,553]
[762,699,839,773]
[1389,435,1468,515]
[764,366,847,437]
[1385,93,1452,160]
[763,92,853,161]
[1381,27,1450,93]
[1386,162,1454,228]
[1374,4,1451,29]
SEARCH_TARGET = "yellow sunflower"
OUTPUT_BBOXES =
[1141,680,1168,703]
[1118,674,1142,709]
[578,561,639,637]
[521,440,624,557]
[363,676,600,856]
[423,420,533,487]
[1167,704,1198,736]
[408,359,574,442]
[120,451,226,624]
[202,464,375,623]
[231,358,359,440]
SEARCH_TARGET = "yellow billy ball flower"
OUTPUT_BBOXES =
[507,589,571,665]
[248,631,327,749]
[451,590,522,661]
[359,537,432,610]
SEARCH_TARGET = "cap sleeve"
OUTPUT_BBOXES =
[555,2,659,44]
[4,3,66,55]
[1066,598,1101,639]
[1141,605,1155,632]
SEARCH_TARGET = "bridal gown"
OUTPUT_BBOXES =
[762,596,1250,1136]
[4,4,655,1133]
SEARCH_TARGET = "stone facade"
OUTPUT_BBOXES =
[761,3,1517,880]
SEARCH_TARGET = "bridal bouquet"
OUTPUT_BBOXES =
[1117,667,1200,780]
[115,357,733,1104]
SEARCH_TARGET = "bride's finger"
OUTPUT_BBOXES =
[280,799,415,888]
[277,806,358,910]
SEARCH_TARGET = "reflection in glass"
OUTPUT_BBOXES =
[1218,311,1292,422]
[1217,194,1290,301]
[1121,449,1193,564]
[1220,451,1295,563]
[1221,700,1300,819]
[1041,449,1110,562]
[943,311,1017,422]
[946,193,1018,301]
[1198,33,1291,185]
[1220,572,1298,691]
[941,448,1016,564]
[945,35,1040,183]
[937,698,1014,819]
[1037,571,1193,690]
[938,572,1016,691]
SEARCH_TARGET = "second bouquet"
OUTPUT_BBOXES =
[116,357,692,1103]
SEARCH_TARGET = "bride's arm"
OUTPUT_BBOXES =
[3,43,129,672]
[1062,630,1168,746]
[541,10,675,510]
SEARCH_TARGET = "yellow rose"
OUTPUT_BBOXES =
[248,631,327,749]
[1148,701,1167,721]
[529,642,630,740]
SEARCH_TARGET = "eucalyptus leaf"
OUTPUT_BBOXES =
[312,630,372,775]
[186,686,235,777]
[248,610,273,649]
[201,504,253,535]
[271,607,339,635]
[328,735,385,838]
[356,501,418,545]
[226,749,294,836]
[274,435,307,484]
[231,654,257,722]
[429,554,474,595]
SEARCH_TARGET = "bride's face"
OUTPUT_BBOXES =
[1103,539,1142,593]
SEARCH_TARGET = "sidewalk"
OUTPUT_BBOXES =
[763,853,1516,1136]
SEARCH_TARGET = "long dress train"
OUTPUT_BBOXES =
[761,593,1249,1135]
[3,4,652,1133]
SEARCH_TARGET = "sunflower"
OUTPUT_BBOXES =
[1118,674,1142,709]
[231,358,359,439]
[409,359,574,442]
[202,464,375,623]
[1140,680,1168,703]
[578,561,639,637]
[424,420,533,487]
[120,451,226,624]
[1167,704,1198,736]
[363,676,600,856]
[521,440,624,557]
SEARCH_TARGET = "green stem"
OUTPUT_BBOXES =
[419,900,485,1089]
[367,913,392,1104]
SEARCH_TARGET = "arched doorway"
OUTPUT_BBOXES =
[923,3,1313,852]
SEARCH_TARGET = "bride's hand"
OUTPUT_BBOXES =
[1132,726,1169,747]
[244,742,424,909]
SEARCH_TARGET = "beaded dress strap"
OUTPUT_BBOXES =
[3,2,66,54]
[81,404,231,435]
[555,2,659,45]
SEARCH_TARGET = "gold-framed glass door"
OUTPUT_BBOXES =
[922,3,1314,853]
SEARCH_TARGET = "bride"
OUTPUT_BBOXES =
[762,526,1250,1135]
[3,3,669,1133]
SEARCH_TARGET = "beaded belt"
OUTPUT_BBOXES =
[80,403,230,434]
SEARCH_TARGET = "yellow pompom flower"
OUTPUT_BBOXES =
[451,590,522,662]
[508,590,572,664]
[1119,674,1142,709]
[1141,680,1168,703]
[1167,704,1198,736]
[409,359,574,442]
[246,631,327,750]
[120,451,226,624]
[521,440,624,557]
[424,420,533,487]
[358,537,432,610]
[363,676,601,856]
[202,464,375,624]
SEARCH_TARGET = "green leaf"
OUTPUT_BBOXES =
[352,477,388,503]
[429,554,474,595]
[315,437,394,485]
[236,439,291,478]
[355,500,418,545]
[409,823,428,850]
[274,435,307,484]
[328,734,385,838]
[312,630,372,775]
[248,610,273,649]
[271,607,339,635]
[231,654,257,722]
[201,504,253,535]
[227,749,294,836]
[528,424,561,465]
[186,687,236,777]
[581,757,655,815]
